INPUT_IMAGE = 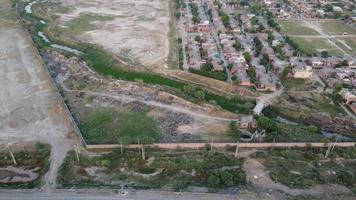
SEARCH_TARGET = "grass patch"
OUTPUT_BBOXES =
[0,143,50,189]
[57,149,246,191]
[189,68,227,81]
[319,20,356,35]
[62,13,115,36]
[277,20,319,35]
[290,37,344,56]
[79,110,161,144]
[335,37,356,54]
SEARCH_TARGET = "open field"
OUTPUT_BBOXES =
[277,20,319,35]
[0,143,50,189]
[80,110,161,144]
[47,0,170,69]
[318,20,356,35]
[289,37,344,56]
[335,37,356,55]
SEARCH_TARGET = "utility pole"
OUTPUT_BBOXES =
[74,144,80,162]
[234,141,239,158]
[120,139,123,154]
[7,144,17,165]
[141,144,145,160]
[210,137,214,151]
[325,136,339,159]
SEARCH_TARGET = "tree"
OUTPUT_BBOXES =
[243,52,252,63]
[233,40,242,51]
[173,176,189,192]
[321,50,329,58]
[201,62,214,71]
[207,172,221,188]
[247,67,256,79]
[183,85,196,96]
[194,90,205,101]
[227,63,234,71]
[257,116,278,133]
[337,170,354,186]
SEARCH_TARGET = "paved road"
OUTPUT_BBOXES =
[0,190,236,200]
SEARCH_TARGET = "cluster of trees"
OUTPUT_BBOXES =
[264,11,281,32]
[253,37,263,56]
[183,85,205,101]
[284,36,300,55]
[246,67,257,83]
[190,3,200,24]
[233,40,242,51]
[260,53,272,72]
[219,10,231,29]
[243,52,252,63]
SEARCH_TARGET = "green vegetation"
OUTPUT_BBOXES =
[189,68,227,81]
[168,0,181,69]
[289,37,343,56]
[58,149,246,190]
[0,143,50,189]
[277,20,319,35]
[335,37,356,55]
[257,148,356,190]
[190,3,199,24]
[218,10,230,29]
[62,14,114,36]
[80,110,161,144]
[319,20,356,35]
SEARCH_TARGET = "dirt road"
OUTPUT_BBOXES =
[66,89,239,122]
[253,88,284,115]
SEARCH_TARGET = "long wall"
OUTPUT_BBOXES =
[86,142,356,150]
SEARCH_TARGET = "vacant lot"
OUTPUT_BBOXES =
[48,0,170,69]
[277,20,319,35]
[290,37,343,56]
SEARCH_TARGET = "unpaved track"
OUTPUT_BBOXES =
[0,1,75,190]
[253,88,284,115]
[66,89,238,122]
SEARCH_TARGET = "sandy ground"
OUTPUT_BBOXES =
[54,0,170,69]
[0,2,75,190]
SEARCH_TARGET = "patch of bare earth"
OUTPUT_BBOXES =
[0,1,75,190]
[52,0,170,69]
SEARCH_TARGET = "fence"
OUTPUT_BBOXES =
[86,142,355,150]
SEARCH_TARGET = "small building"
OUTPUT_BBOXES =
[239,116,257,129]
